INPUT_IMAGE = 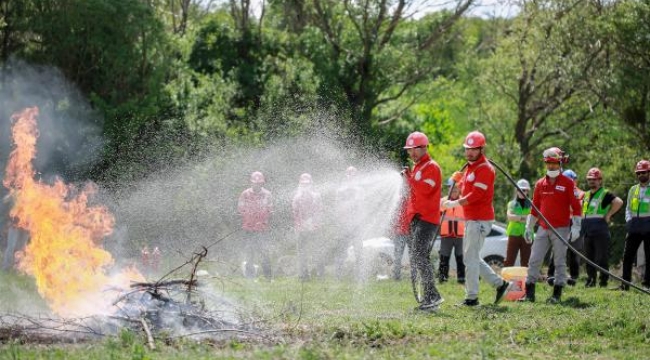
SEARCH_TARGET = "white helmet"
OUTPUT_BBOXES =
[516,179,531,190]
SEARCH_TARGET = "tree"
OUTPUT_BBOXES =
[604,0,650,152]
[277,0,474,140]
[477,0,608,179]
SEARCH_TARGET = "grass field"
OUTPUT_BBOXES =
[1,270,649,359]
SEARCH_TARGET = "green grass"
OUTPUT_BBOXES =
[1,273,649,359]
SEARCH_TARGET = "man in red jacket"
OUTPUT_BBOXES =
[442,131,512,307]
[238,171,273,279]
[402,131,444,311]
[520,147,582,303]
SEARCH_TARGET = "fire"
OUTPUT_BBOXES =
[3,107,143,316]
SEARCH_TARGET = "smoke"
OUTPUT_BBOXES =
[0,59,104,231]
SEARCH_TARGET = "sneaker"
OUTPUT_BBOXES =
[457,278,466,284]
[546,276,555,286]
[431,297,445,307]
[494,280,513,304]
[567,278,576,286]
[417,302,440,312]
[457,298,479,307]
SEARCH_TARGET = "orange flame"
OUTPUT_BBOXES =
[4,107,143,316]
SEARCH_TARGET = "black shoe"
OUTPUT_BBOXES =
[599,281,608,288]
[567,277,576,286]
[546,285,563,304]
[495,280,512,304]
[518,282,536,302]
[546,277,555,286]
[457,277,465,284]
[417,302,440,312]
[585,278,596,288]
[458,298,479,307]
[612,284,629,291]
[438,276,448,283]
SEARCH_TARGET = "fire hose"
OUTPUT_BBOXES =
[487,158,650,296]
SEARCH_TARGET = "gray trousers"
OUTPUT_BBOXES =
[526,226,570,286]
[463,220,503,300]
[2,226,29,271]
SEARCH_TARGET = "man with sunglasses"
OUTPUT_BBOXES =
[581,168,623,288]
[619,160,650,290]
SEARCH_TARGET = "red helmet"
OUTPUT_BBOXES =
[299,173,312,184]
[403,132,429,149]
[463,131,486,149]
[543,147,564,163]
[250,171,265,184]
[346,166,358,177]
[636,160,650,173]
[586,167,602,180]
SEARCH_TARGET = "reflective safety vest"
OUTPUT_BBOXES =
[506,199,531,236]
[582,188,610,219]
[440,205,465,237]
[630,185,650,217]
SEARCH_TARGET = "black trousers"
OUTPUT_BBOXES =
[584,229,611,284]
[407,217,441,304]
[622,231,650,286]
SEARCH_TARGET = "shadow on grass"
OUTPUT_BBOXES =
[558,296,594,309]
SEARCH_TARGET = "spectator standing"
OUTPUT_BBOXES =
[504,179,533,267]
[581,168,623,288]
[238,171,273,279]
[438,180,465,283]
[619,160,650,290]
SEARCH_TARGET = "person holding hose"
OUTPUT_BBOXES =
[237,171,273,279]
[546,169,585,286]
[504,179,533,267]
[402,131,444,311]
[442,131,512,307]
[520,147,582,304]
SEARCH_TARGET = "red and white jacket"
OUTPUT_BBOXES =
[459,154,495,221]
[238,187,272,232]
[531,174,582,229]
[406,153,442,225]
[292,187,323,232]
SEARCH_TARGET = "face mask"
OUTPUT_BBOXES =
[546,170,560,178]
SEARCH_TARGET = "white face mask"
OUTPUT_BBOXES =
[546,170,560,178]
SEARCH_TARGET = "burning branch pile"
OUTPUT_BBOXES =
[0,107,269,345]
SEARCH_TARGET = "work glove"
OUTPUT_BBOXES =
[524,215,537,244]
[451,171,463,183]
[570,216,582,243]
[441,199,460,210]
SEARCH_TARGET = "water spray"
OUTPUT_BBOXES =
[488,159,650,296]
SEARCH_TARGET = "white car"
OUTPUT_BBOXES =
[352,222,512,278]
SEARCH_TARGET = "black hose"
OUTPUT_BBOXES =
[488,159,650,296]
